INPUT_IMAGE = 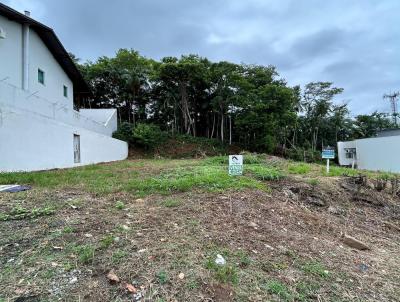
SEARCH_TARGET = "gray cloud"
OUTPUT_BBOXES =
[4,0,400,115]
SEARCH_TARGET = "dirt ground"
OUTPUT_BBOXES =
[0,159,399,302]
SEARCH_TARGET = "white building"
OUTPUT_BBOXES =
[338,129,400,173]
[0,4,128,172]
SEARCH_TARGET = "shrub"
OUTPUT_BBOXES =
[112,122,135,143]
[133,123,168,150]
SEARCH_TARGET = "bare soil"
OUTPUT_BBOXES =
[0,160,399,301]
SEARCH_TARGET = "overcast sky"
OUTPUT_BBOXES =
[4,0,399,115]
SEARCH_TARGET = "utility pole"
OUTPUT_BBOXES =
[383,91,400,126]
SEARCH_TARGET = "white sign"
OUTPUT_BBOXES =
[229,155,243,175]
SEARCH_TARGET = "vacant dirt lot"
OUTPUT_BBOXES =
[0,156,399,301]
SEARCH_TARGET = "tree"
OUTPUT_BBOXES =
[301,82,344,150]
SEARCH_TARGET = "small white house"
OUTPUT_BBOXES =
[338,130,400,173]
[0,4,128,172]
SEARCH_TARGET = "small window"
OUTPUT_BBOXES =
[38,69,45,84]
[63,85,68,98]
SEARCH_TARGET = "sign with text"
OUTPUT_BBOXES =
[322,149,335,159]
[229,155,243,176]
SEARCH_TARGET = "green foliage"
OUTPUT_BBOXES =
[80,48,396,155]
[0,205,55,221]
[322,165,359,177]
[63,226,75,234]
[156,270,168,284]
[160,198,182,208]
[246,165,284,181]
[264,280,293,301]
[133,123,168,150]
[288,163,312,174]
[73,245,95,264]
[205,257,238,284]
[112,122,135,143]
[112,250,128,264]
[301,261,330,278]
[307,178,319,186]
[114,200,125,210]
[100,235,114,249]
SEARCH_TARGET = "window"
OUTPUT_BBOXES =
[345,148,356,159]
[63,85,68,98]
[38,69,45,84]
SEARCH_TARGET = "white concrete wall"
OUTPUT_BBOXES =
[337,141,357,166]
[0,15,23,88]
[0,16,73,109]
[0,104,128,172]
[79,109,118,136]
[28,30,73,109]
[356,136,400,173]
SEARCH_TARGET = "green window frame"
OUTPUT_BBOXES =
[38,69,45,84]
[63,85,68,98]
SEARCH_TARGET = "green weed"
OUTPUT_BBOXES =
[100,235,114,249]
[246,165,284,181]
[73,245,95,264]
[264,280,293,301]
[301,261,330,278]
[161,198,182,208]
[205,256,238,284]
[156,270,168,284]
[115,200,125,210]
[112,250,128,264]
[288,163,311,174]
[0,205,55,221]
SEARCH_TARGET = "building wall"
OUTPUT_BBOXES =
[0,15,23,88]
[0,104,128,172]
[28,29,73,109]
[79,109,118,136]
[0,15,73,109]
[356,136,400,173]
[337,141,357,166]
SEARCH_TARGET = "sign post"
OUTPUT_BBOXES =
[229,155,243,176]
[321,148,335,174]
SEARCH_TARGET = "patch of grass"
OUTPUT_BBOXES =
[288,163,312,175]
[127,166,267,196]
[186,279,200,290]
[73,244,95,264]
[160,198,182,208]
[235,250,251,267]
[112,250,128,264]
[264,280,293,301]
[0,205,55,221]
[100,235,114,249]
[62,226,75,234]
[246,165,284,181]
[296,281,321,302]
[156,270,168,284]
[322,165,359,177]
[301,261,330,278]
[205,256,239,284]
[307,178,319,186]
[114,200,125,210]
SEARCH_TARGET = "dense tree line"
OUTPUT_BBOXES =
[73,49,395,156]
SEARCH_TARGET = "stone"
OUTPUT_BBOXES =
[342,234,370,250]
[215,254,226,266]
[107,271,120,283]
